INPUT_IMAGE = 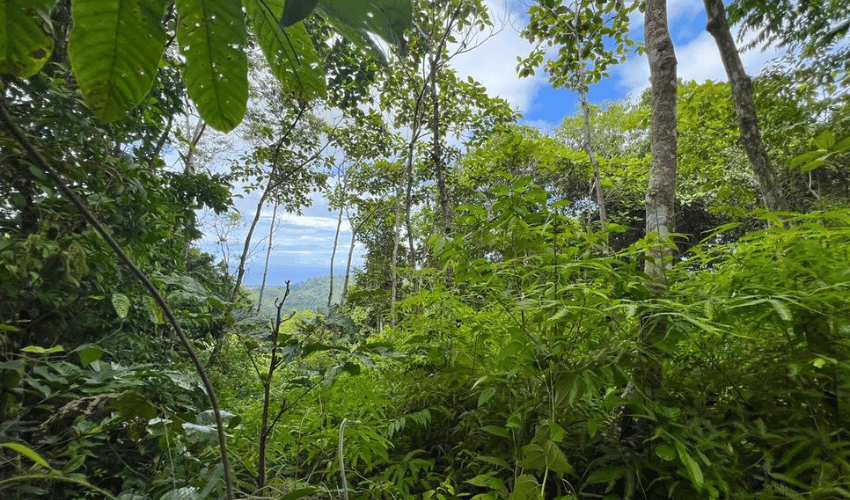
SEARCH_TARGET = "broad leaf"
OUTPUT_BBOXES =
[655,444,676,461]
[509,474,542,500]
[0,0,56,77]
[244,0,326,99]
[112,390,158,421]
[111,292,130,319]
[281,0,320,26]
[467,474,507,493]
[176,0,248,131]
[75,344,105,367]
[68,0,169,122]
[314,0,412,63]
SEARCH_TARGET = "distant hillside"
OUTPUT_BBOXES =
[248,275,344,318]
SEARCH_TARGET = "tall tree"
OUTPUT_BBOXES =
[621,0,678,446]
[703,0,786,211]
[520,0,638,232]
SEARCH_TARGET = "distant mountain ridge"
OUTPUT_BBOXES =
[248,275,344,318]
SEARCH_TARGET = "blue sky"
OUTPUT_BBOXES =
[194,0,784,287]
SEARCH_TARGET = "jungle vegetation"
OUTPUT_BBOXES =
[1,0,849,499]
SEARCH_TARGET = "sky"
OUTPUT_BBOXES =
[195,0,785,287]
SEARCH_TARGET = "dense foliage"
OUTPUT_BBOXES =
[1,1,850,500]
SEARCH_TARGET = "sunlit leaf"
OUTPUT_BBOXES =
[111,293,130,319]
[0,0,56,77]
[68,0,169,122]
[0,442,52,469]
[245,0,326,99]
[176,0,248,131]
[21,345,64,354]
[314,0,412,63]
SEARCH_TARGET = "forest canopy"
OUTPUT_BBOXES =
[1,1,849,499]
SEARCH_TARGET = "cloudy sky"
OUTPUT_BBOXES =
[196,0,784,287]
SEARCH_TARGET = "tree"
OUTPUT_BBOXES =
[620,0,678,448]
[520,0,639,234]
[727,0,850,85]
[703,0,786,211]
[1,2,413,498]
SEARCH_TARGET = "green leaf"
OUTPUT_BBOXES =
[245,0,326,99]
[142,295,164,324]
[586,419,598,438]
[789,150,825,169]
[481,425,510,438]
[478,386,496,407]
[316,0,413,63]
[112,390,158,421]
[0,370,20,389]
[0,442,52,469]
[767,299,792,322]
[675,442,704,490]
[75,344,104,367]
[801,158,827,172]
[111,293,130,319]
[281,0,320,26]
[655,444,676,461]
[280,487,318,500]
[0,0,56,77]
[341,360,361,376]
[176,0,248,131]
[467,474,507,492]
[834,135,850,153]
[509,474,542,500]
[21,345,64,354]
[813,129,835,150]
[68,0,169,122]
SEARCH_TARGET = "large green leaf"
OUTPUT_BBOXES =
[280,0,320,26]
[244,0,326,99]
[68,0,168,122]
[0,0,56,77]
[313,0,412,63]
[176,0,248,131]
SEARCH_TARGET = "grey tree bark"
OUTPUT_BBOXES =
[621,0,678,447]
[329,203,345,309]
[579,90,607,230]
[256,203,278,313]
[703,0,786,211]
[644,0,678,280]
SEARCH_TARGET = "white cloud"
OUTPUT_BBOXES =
[615,25,786,99]
[448,0,549,115]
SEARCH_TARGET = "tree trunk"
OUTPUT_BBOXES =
[329,203,344,309]
[342,206,381,305]
[430,57,451,237]
[621,0,677,447]
[343,223,357,305]
[703,0,785,211]
[579,90,607,231]
[404,141,417,276]
[644,0,678,280]
[256,203,278,313]
[391,184,403,328]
